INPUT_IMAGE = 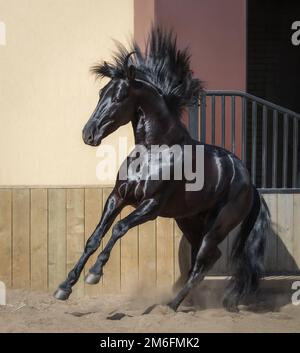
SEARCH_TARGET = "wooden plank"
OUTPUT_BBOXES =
[174,221,190,287]
[120,206,138,294]
[12,189,30,288]
[30,189,48,290]
[0,190,12,287]
[66,189,85,298]
[138,219,157,293]
[102,188,121,294]
[84,188,103,297]
[293,194,300,270]
[263,194,278,273]
[156,217,174,291]
[277,194,295,272]
[48,189,66,291]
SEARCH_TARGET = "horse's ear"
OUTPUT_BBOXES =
[127,65,136,83]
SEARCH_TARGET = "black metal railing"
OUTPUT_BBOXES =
[188,91,300,191]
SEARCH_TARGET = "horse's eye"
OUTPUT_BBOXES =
[112,95,124,103]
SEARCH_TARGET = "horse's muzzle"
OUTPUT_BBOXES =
[82,129,101,146]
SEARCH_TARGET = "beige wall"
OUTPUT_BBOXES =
[0,0,134,185]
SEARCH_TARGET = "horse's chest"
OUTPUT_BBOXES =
[117,148,177,204]
[117,179,146,204]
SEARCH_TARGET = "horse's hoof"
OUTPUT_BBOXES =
[142,304,157,315]
[225,304,239,313]
[53,287,71,301]
[85,272,102,285]
[167,302,177,312]
[107,312,132,320]
[223,298,239,313]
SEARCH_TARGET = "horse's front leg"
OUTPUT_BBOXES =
[54,190,124,300]
[86,198,160,283]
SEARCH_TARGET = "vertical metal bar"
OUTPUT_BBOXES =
[272,110,278,188]
[200,94,206,142]
[242,97,247,164]
[251,101,257,185]
[211,95,215,144]
[221,96,225,147]
[283,113,288,188]
[231,96,235,153]
[262,105,268,188]
[292,117,298,188]
[188,98,199,140]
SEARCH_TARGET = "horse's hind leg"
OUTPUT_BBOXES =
[168,242,221,311]
[172,216,206,292]
[168,190,252,312]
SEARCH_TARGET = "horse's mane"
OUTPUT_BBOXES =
[91,26,203,117]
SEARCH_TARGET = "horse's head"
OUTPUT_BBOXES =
[83,28,203,146]
[82,60,136,146]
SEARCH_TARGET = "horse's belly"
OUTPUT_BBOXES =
[159,189,212,218]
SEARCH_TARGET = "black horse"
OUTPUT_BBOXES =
[54,27,271,313]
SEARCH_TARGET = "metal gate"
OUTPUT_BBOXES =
[189,91,300,191]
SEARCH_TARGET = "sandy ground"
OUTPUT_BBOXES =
[0,288,299,333]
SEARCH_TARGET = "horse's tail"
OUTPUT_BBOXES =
[223,185,271,311]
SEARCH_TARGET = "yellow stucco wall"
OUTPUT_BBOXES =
[0,0,134,185]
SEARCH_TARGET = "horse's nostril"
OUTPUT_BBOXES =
[83,130,94,144]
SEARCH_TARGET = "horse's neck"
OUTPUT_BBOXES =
[131,109,191,147]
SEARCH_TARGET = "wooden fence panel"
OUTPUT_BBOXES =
[84,188,103,296]
[48,189,66,291]
[1,188,299,295]
[120,206,139,293]
[138,220,157,292]
[264,194,278,273]
[30,189,48,290]
[0,190,12,287]
[66,189,85,298]
[12,189,30,288]
[174,222,190,288]
[156,217,174,291]
[277,194,295,272]
[293,194,300,270]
